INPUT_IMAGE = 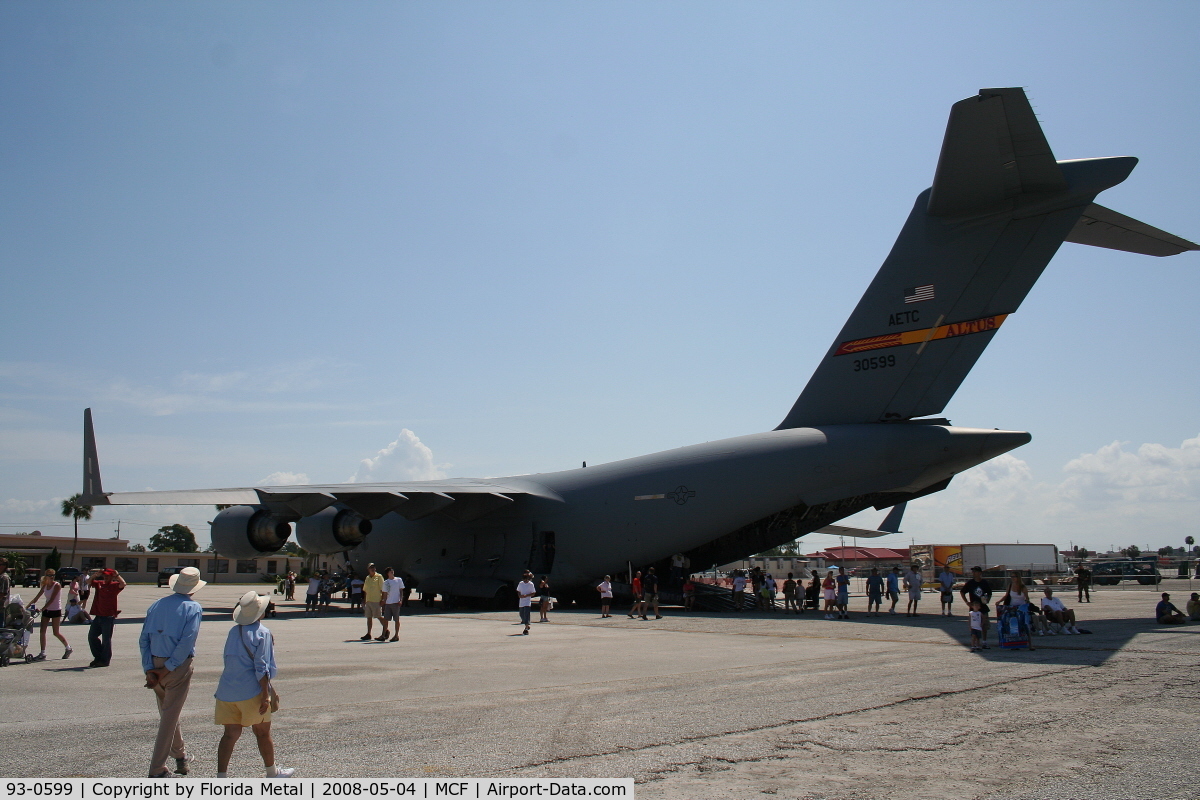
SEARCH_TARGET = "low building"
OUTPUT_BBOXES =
[716,556,817,577]
[804,546,911,573]
[0,531,302,583]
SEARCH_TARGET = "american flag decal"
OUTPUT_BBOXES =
[904,284,934,303]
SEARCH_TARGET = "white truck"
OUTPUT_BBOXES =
[960,543,1063,574]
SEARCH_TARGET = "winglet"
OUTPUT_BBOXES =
[82,408,109,504]
[877,501,906,533]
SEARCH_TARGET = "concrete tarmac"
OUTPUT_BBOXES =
[1,582,1197,799]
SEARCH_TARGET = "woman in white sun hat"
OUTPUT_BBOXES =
[214,591,295,778]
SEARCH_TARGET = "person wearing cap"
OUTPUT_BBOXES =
[214,591,295,778]
[959,566,993,647]
[139,566,205,778]
[88,567,126,668]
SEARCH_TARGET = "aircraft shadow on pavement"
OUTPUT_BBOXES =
[97,597,1196,667]
[554,606,1191,667]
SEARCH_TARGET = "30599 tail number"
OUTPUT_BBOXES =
[853,355,896,372]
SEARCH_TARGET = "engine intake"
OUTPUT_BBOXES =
[296,506,373,555]
[210,506,293,559]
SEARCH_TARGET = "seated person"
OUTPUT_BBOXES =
[1187,593,1200,621]
[804,579,820,610]
[1028,603,1051,636]
[1156,592,1187,624]
[64,598,92,625]
[1039,587,1080,634]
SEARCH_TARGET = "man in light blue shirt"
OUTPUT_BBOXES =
[139,566,205,778]
[885,567,901,615]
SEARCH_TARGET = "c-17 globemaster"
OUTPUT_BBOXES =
[80,88,1197,603]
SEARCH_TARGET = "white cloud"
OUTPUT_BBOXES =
[1059,437,1200,505]
[0,497,59,515]
[258,471,310,486]
[907,434,1200,549]
[348,430,448,483]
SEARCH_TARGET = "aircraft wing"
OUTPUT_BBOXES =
[83,479,551,523]
[80,410,552,522]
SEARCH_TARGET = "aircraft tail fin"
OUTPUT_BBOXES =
[82,408,108,504]
[776,88,1195,430]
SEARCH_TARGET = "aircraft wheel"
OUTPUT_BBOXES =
[493,584,516,610]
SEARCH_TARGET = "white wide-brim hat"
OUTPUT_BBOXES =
[233,591,270,626]
[169,567,207,595]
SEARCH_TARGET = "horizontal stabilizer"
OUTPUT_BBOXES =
[814,523,892,539]
[814,501,905,539]
[1065,203,1200,256]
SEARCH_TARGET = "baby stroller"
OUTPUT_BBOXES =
[1,596,35,667]
[997,604,1032,650]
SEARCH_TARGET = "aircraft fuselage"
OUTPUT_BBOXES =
[347,423,1029,596]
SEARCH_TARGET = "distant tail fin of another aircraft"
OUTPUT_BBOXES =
[777,87,1197,430]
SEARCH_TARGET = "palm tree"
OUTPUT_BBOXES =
[61,493,93,570]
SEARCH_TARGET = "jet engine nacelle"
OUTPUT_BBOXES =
[210,505,293,559]
[295,506,373,555]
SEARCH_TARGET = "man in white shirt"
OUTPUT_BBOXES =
[904,565,923,617]
[1040,587,1080,634]
[670,552,685,589]
[380,568,405,642]
[732,572,747,611]
[596,575,613,618]
[305,574,322,616]
[516,571,536,635]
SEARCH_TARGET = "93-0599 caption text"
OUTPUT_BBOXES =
[1,781,633,800]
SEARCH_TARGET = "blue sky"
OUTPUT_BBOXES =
[3,2,1198,553]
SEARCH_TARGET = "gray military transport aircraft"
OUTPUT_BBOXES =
[80,88,1197,602]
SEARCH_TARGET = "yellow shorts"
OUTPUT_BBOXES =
[214,696,271,726]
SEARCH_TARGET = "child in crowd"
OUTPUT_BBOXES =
[1187,593,1200,621]
[969,600,984,651]
[65,598,92,624]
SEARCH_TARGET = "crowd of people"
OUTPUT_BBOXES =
[550,561,1111,652]
[0,561,127,666]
